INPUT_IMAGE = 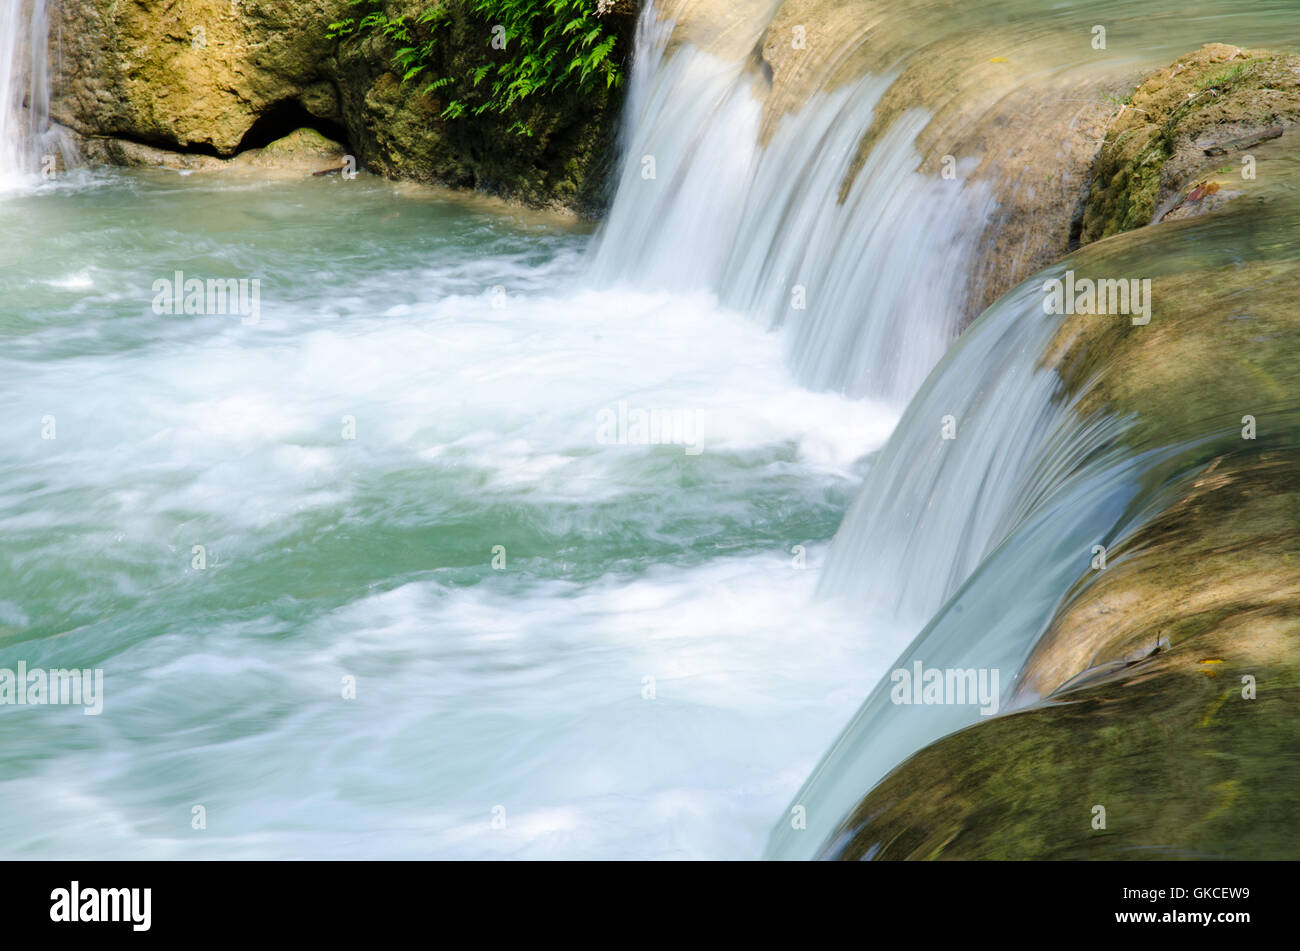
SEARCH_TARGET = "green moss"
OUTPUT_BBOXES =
[834,601,1300,860]
[1081,44,1300,244]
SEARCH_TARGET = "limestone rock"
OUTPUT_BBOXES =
[48,0,639,214]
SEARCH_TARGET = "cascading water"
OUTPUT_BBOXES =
[583,0,1300,860]
[588,0,1300,406]
[1,0,1297,862]
[767,171,1300,856]
[0,0,66,187]
[762,273,1148,859]
[590,3,995,404]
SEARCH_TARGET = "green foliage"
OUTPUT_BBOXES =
[328,1,625,135]
[1196,62,1254,91]
[1102,87,1135,109]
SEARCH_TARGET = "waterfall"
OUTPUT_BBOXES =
[0,0,65,187]
[590,4,1126,858]
[760,191,1290,858]
[762,261,1229,858]
[588,0,1297,406]
[593,0,1289,860]
[4,0,1289,862]
[590,2,995,404]
[759,273,1134,858]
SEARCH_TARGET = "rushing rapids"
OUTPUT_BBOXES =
[1,0,1298,860]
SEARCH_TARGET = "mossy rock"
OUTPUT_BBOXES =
[50,0,639,214]
[1080,43,1300,244]
[330,0,639,214]
[825,102,1300,862]
[829,451,1300,861]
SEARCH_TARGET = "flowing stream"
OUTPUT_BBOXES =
[1,0,1296,858]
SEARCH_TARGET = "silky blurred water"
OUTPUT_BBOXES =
[0,169,912,858]
[4,0,1298,861]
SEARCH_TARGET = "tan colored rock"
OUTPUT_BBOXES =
[49,0,639,213]
[51,0,351,155]
[230,126,348,171]
[77,127,348,177]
